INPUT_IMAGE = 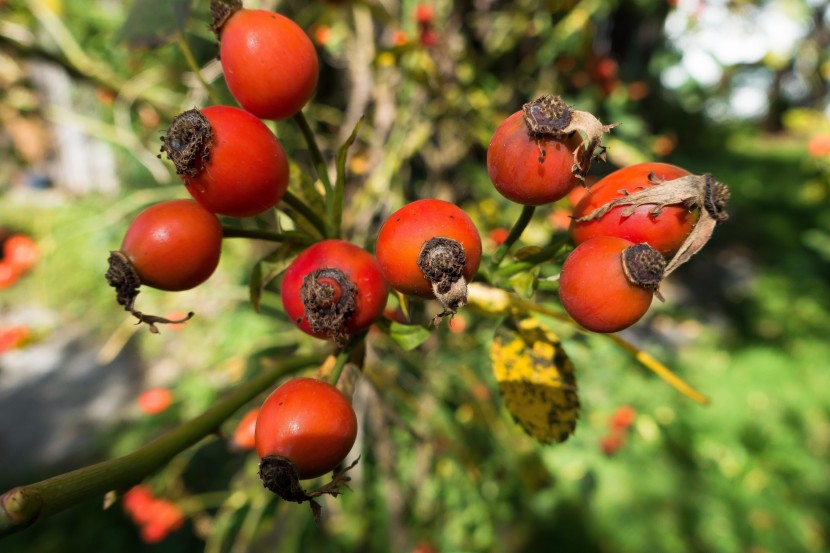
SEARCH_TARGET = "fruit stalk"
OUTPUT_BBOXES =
[281,190,328,240]
[0,354,324,538]
[221,226,313,245]
[489,204,536,271]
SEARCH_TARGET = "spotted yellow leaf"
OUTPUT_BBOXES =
[490,315,580,444]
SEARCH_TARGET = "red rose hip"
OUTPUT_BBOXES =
[487,109,583,206]
[212,4,319,120]
[570,162,698,257]
[375,199,482,323]
[255,377,358,480]
[558,236,665,333]
[160,105,289,218]
[281,240,388,342]
[119,199,222,292]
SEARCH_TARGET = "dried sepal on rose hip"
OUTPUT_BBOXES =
[208,0,241,33]
[106,200,222,333]
[573,172,730,277]
[375,200,482,325]
[522,95,619,180]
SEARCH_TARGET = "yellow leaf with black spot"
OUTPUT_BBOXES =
[490,315,580,444]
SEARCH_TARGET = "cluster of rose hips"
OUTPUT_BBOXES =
[104,0,729,525]
[487,94,730,333]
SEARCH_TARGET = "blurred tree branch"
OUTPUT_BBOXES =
[0,353,324,538]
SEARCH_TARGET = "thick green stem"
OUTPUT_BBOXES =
[292,112,334,236]
[489,205,536,271]
[0,354,323,538]
[281,190,327,240]
[221,226,312,245]
[176,31,221,105]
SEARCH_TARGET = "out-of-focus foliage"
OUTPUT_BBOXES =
[1,0,829,552]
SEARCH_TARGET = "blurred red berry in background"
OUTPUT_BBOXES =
[3,234,38,273]
[599,433,625,456]
[138,388,173,415]
[232,408,259,450]
[610,405,637,431]
[0,326,31,353]
[0,261,20,290]
[122,485,185,543]
[808,134,830,157]
[414,3,435,25]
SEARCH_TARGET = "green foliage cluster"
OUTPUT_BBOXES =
[1,0,829,552]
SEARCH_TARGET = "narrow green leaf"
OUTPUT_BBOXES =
[248,245,301,313]
[248,259,264,313]
[333,116,365,237]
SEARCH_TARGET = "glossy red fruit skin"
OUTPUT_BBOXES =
[559,236,654,333]
[569,162,697,257]
[375,199,482,298]
[280,240,388,339]
[255,378,358,479]
[184,106,289,218]
[487,110,584,206]
[219,10,319,120]
[121,200,223,292]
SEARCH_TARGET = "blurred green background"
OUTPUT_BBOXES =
[1,0,829,552]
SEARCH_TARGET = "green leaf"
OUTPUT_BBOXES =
[248,245,301,313]
[508,266,540,299]
[490,315,580,444]
[333,116,364,237]
[386,321,432,351]
[117,0,192,49]
[248,261,264,313]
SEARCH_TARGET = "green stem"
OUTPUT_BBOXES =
[489,205,536,271]
[0,354,323,538]
[535,279,560,293]
[292,112,334,235]
[494,235,570,278]
[328,350,350,387]
[281,191,327,240]
[221,226,312,245]
[328,333,365,386]
[176,31,221,105]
